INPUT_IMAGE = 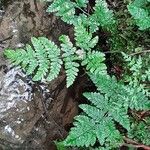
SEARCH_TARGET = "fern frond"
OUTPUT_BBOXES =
[92,0,116,30]
[59,35,80,87]
[131,0,149,7]
[91,147,111,150]
[82,51,107,75]
[25,45,38,75]
[63,73,149,148]
[111,107,130,130]
[46,0,89,24]
[122,52,150,96]
[83,92,108,110]
[95,117,122,146]
[128,0,150,30]
[63,101,123,148]
[74,22,99,51]
[55,142,67,150]
[127,87,150,110]
[4,37,62,82]
[83,92,130,131]
[47,0,76,24]
[4,48,29,66]
[79,104,106,122]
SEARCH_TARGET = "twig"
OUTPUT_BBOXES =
[76,5,90,16]
[129,50,150,56]
[103,51,121,54]
[103,50,150,56]
[123,137,150,150]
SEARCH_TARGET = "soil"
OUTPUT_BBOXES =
[0,0,89,149]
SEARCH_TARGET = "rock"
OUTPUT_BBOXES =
[0,0,56,50]
[0,66,44,148]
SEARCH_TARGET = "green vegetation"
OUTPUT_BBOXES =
[128,0,150,30]
[62,74,150,148]
[4,0,150,149]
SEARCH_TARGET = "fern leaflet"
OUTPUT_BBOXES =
[82,51,107,75]
[92,0,116,30]
[74,22,99,51]
[59,35,80,87]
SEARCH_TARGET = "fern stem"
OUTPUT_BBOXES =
[103,51,121,54]
[76,5,90,16]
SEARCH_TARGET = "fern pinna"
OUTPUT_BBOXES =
[62,74,150,149]
[59,35,80,87]
[4,37,62,81]
[128,0,150,30]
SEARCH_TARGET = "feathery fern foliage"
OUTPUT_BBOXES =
[62,74,150,148]
[74,22,99,51]
[128,0,150,30]
[46,0,116,32]
[4,37,62,81]
[4,33,106,87]
[47,0,76,24]
[122,51,150,96]
[4,0,150,149]
[128,118,150,145]
[91,0,116,30]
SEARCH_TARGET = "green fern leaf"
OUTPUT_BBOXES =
[82,51,107,75]
[127,87,150,110]
[25,44,38,75]
[128,1,150,30]
[83,92,130,131]
[83,92,109,110]
[96,117,122,146]
[93,0,116,29]
[63,93,123,148]
[90,74,150,112]
[111,107,130,130]
[38,37,62,81]
[92,147,111,150]
[55,142,67,150]
[4,37,62,82]
[79,104,106,122]
[74,22,99,51]
[64,115,97,147]
[132,0,149,7]
[59,35,80,87]
[47,0,76,24]
[31,37,49,81]
[4,48,28,66]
